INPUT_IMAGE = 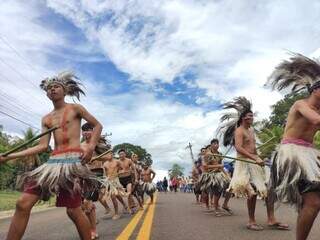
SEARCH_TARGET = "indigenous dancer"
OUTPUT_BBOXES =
[191,160,201,204]
[102,149,128,220]
[218,97,288,231]
[118,149,137,214]
[205,139,233,215]
[141,164,156,204]
[131,153,144,210]
[0,71,102,240]
[267,53,320,240]
[198,140,230,216]
[81,123,111,239]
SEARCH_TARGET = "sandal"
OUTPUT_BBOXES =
[222,206,233,215]
[268,222,290,231]
[214,210,224,217]
[246,223,264,231]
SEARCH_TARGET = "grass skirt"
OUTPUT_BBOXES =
[142,182,156,195]
[228,155,267,198]
[98,177,127,197]
[269,143,320,209]
[17,151,95,201]
[198,171,230,194]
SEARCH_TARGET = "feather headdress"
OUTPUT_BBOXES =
[266,53,320,93]
[95,135,112,155]
[40,71,85,100]
[217,97,252,147]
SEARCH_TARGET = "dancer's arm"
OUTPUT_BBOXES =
[76,104,102,162]
[296,101,320,125]
[0,118,51,163]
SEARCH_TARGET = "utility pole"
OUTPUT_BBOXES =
[185,142,195,164]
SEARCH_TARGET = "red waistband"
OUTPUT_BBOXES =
[281,139,314,148]
[51,147,83,156]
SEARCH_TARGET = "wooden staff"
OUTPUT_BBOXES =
[90,149,112,162]
[2,126,59,157]
[210,153,259,165]
[256,136,276,150]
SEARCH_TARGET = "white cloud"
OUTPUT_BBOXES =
[2,0,320,175]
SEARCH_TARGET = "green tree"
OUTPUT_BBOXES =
[257,125,284,159]
[268,92,307,127]
[168,163,184,178]
[113,143,152,166]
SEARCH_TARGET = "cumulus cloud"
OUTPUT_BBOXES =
[2,0,320,174]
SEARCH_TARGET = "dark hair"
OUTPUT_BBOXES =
[237,110,253,126]
[118,149,126,154]
[81,122,94,131]
[210,138,219,144]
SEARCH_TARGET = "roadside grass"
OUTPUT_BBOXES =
[0,191,54,211]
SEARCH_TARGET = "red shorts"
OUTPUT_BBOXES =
[24,181,81,208]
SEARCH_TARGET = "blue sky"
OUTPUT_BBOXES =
[1,0,320,178]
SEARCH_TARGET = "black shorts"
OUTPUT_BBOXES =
[298,179,320,194]
[119,175,133,188]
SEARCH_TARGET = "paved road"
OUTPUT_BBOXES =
[1,192,320,239]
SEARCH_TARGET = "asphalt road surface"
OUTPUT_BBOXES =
[1,192,320,239]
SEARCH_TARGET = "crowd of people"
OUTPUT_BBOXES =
[156,176,195,193]
[189,53,320,240]
[2,53,320,240]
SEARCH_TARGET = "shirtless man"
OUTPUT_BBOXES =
[232,107,288,231]
[141,164,156,204]
[118,149,137,213]
[103,150,128,220]
[81,123,111,239]
[191,160,201,204]
[0,72,102,240]
[131,153,144,210]
[267,53,320,240]
[204,139,232,215]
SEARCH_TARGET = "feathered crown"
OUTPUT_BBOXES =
[40,71,85,100]
[266,53,320,93]
[217,97,252,147]
[95,135,112,155]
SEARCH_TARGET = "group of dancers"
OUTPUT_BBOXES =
[1,52,320,240]
[191,53,320,240]
[0,72,156,240]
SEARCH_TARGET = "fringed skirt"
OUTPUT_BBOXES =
[98,177,127,197]
[198,171,230,194]
[142,182,156,195]
[269,142,320,209]
[228,155,267,198]
[17,150,95,201]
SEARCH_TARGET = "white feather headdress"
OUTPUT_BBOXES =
[40,71,85,100]
[266,52,320,93]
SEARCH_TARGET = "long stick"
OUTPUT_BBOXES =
[90,150,112,162]
[3,126,59,157]
[256,136,276,150]
[210,153,259,165]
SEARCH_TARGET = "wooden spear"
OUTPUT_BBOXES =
[256,136,276,150]
[90,149,112,162]
[210,153,260,165]
[2,126,59,157]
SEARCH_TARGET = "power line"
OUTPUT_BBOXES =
[0,110,40,130]
[0,56,39,88]
[0,103,39,124]
[0,73,44,103]
[0,90,42,118]
[0,35,45,77]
